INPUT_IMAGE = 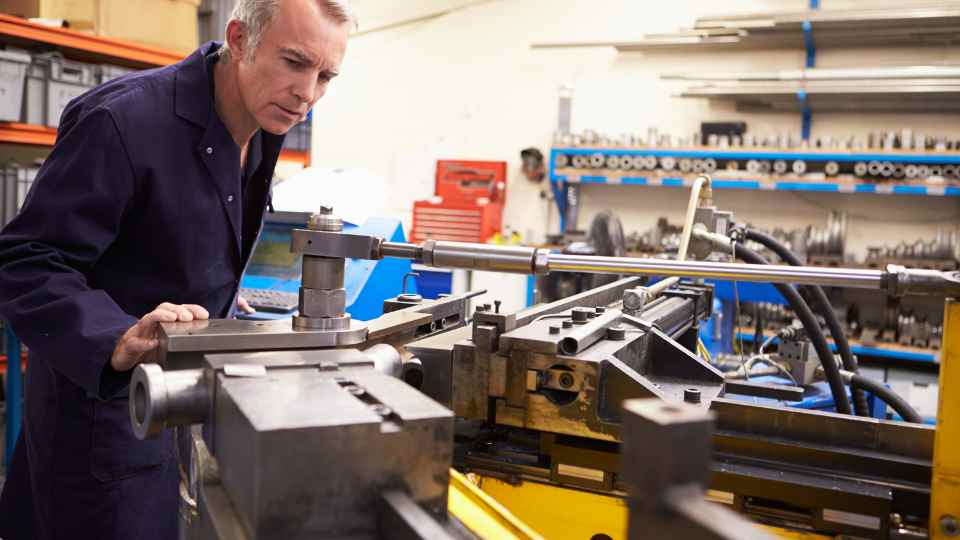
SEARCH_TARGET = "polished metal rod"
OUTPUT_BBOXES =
[547,253,884,289]
[381,241,421,260]
[377,239,959,295]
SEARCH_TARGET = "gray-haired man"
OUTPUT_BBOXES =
[0,1,351,538]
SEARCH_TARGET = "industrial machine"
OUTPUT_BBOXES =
[128,197,960,539]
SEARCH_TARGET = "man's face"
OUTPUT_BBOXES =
[235,0,349,135]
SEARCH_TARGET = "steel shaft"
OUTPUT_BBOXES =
[547,253,884,289]
[375,239,960,296]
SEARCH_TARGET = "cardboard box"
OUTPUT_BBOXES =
[4,0,200,53]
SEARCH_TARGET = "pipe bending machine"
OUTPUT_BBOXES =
[130,205,960,539]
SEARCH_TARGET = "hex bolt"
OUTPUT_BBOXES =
[476,305,487,313]
[683,388,701,404]
[494,300,502,314]
[595,306,606,314]
[571,308,590,323]
[606,326,626,341]
[559,372,575,388]
[319,205,333,215]
[549,325,561,335]
[942,515,960,537]
[484,303,492,312]
[562,320,573,329]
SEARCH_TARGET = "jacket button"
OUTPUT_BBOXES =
[227,195,234,203]
[206,146,214,155]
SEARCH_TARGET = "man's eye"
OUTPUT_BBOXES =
[284,58,302,68]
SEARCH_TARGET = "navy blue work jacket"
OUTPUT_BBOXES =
[0,41,284,539]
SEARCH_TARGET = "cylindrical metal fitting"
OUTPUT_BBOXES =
[428,241,539,274]
[364,344,403,378]
[401,357,424,389]
[130,364,209,440]
[309,207,344,232]
[381,242,422,260]
[302,256,345,290]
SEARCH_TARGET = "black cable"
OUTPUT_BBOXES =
[849,373,923,423]
[742,228,870,417]
[732,242,853,415]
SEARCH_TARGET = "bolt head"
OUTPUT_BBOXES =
[942,515,960,537]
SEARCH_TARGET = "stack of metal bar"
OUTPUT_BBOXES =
[531,4,960,51]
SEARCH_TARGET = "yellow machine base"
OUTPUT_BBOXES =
[458,473,830,540]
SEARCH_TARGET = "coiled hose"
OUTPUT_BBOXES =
[741,228,870,417]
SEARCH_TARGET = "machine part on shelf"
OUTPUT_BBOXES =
[703,157,718,173]
[590,153,605,168]
[660,156,676,171]
[854,162,868,176]
[678,158,692,173]
[725,160,739,171]
[745,159,760,173]
[757,161,771,174]
[622,399,776,540]
[605,155,620,169]
[554,153,569,168]
[791,159,807,175]
[824,161,840,176]
[772,160,788,174]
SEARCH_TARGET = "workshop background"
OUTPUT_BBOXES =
[0,0,958,537]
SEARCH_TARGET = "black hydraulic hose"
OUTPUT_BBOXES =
[849,373,923,423]
[742,228,870,417]
[733,242,853,415]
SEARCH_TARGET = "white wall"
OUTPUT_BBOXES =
[312,0,960,259]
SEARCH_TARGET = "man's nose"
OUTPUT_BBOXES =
[292,74,317,105]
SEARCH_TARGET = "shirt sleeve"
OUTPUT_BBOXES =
[0,105,139,399]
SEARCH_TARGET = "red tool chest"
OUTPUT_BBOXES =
[412,160,506,243]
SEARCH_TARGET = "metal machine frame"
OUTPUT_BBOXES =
[128,206,960,539]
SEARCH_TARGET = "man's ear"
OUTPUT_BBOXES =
[225,19,247,59]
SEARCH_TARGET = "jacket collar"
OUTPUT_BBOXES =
[174,41,221,128]
[174,41,286,159]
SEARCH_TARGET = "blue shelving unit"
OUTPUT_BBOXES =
[548,146,960,231]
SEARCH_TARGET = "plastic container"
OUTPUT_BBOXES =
[24,53,97,127]
[2,165,19,227]
[0,49,32,122]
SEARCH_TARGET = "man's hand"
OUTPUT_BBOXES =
[237,295,256,314]
[111,303,209,371]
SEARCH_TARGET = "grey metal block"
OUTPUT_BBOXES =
[211,369,452,539]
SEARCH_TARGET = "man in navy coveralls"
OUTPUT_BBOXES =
[0,1,351,537]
